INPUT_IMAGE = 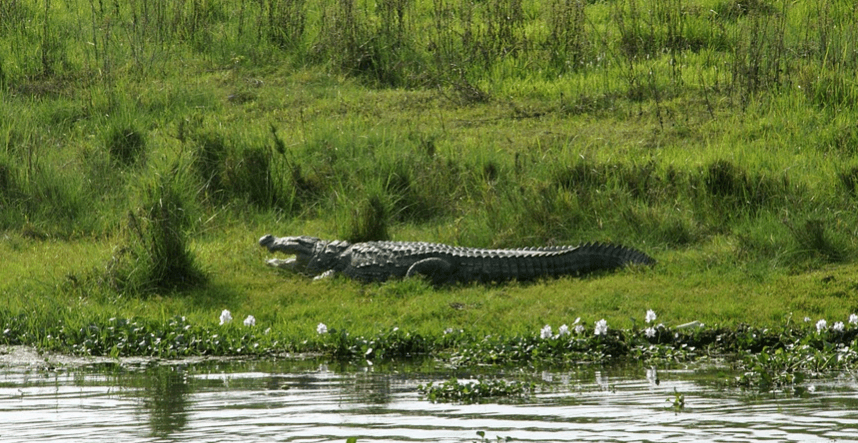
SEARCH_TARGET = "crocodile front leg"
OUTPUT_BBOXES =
[314,270,337,280]
[406,257,454,284]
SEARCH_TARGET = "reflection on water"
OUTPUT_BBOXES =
[1,356,857,442]
[141,365,191,439]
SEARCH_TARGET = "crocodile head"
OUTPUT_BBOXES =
[258,234,349,276]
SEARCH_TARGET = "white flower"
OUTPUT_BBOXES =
[645,309,657,324]
[444,327,454,335]
[594,319,608,336]
[558,324,570,336]
[219,309,232,325]
[833,321,845,332]
[804,317,811,323]
[540,324,553,339]
[816,319,827,333]
[849,314,858,325]
[572,317,581,325]
[645,327,656,338]
[243,315,256,327]
[574,324,585,334]
[317,323,328,334]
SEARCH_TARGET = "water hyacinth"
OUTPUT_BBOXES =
[558,324,570,336]
[317,323,328,334]
[243,315,256,327]
[219,309,232,325]
[645,309,657,324]
[540,325,552,339]
[816,319,827,333]
[571,317,585,334]
[833,321,844,332]
[594,319,608,336]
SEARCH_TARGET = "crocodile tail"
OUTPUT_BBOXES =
[607,243,656,267]
[561,243,655,275]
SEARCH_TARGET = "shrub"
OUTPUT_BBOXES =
[701,159,790,216]
[225,145,278,207]
[190,129,229,202]
[0,159,17,201]
[105,124,146,166]
[107,163,205,293]
[784,218,849,264]
[345,194,389,243]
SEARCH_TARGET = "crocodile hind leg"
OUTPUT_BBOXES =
[406,257,454,285]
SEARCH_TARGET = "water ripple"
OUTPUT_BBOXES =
[1,361,857,442]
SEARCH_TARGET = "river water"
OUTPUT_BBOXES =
[1,352,857,442]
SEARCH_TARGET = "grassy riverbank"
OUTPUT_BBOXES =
[2,0,858,361]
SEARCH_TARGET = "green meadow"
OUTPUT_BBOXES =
[2,0,858,360]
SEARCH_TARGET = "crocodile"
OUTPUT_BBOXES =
[259,234,655,284]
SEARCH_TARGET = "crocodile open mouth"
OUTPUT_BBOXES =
[266,256,298,269]
[259,234,317,272]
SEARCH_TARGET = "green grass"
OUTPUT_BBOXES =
[1,0,858,361]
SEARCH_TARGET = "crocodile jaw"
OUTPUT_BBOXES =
[259,234,319,273]
[266,257,299,270]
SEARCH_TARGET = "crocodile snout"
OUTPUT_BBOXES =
[259,234,275,248]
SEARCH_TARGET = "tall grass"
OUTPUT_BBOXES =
[106,161,206,293]
[4,2,857,80]
[5,0,857,104]
[2,0,858,267]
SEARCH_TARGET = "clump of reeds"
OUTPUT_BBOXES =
[784,218,849,265]
[105,124,146,166]
[346,194,389,243]
[106,163,205,293]
[186,122,292,209]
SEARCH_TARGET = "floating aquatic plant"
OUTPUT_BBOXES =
[646,310,657,324]
[4,307,858,398]
[539,325,552,339]
[418,378,535,404]
[668,388,686,411]
[594,319,608,336]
